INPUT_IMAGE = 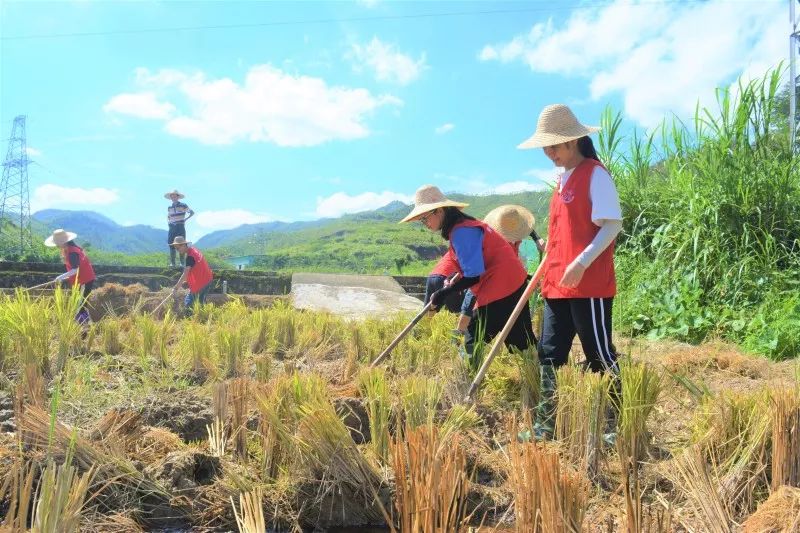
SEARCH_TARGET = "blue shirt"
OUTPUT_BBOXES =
[450,226,485,277]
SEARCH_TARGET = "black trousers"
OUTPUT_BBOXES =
[468,282,536,353]
[168,224,186,264]
[538,297,618,372]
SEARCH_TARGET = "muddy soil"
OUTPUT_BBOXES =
[138,389,214,442]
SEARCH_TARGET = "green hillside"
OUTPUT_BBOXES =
[215,191,551,275]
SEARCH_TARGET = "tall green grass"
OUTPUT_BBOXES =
[602,67,800,359]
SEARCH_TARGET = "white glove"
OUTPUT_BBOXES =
[54,273,69,283]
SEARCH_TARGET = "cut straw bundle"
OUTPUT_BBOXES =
[391,424,470,533]
[358,367,392,464]
[231,487,266,533]
[771,387,800,491]
[618,358,662,464]
[32,458,96,533]
[690,390,770,518]
[230,377,250,461]
[18,405,178,519]
[672,446,734,533]
[555,364,610,473]
[400,376,443,430]
[507,418,590,532]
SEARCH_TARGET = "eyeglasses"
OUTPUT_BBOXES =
[418,211,435,225]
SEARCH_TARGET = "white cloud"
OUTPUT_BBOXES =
[491,180,549,194]
[315,190,412,218]
[105,65,402,146]
[480,0,784,127]
[434,173,549,195]
[25,147,42,157]
[103,91,176,119]
[435,123,455,135]
[525,167,561,183]
[348,37,427,86]
[194,209,273,230]
[32,184,119,212]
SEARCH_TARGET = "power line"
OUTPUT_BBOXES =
[1,0,779,41]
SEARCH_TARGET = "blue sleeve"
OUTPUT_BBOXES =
[450,226,485,277]
[68,252,80,269]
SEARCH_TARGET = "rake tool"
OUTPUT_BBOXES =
[25,279,58,291]
[464,256,548,403]
[151,291,176,315]
[370,272,461,368]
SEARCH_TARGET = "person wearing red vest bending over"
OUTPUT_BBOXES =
[518,104,623,441]
[169,236,214,316]
[401,185,536,354]
[453,205,546,348]
[44,228,97,329]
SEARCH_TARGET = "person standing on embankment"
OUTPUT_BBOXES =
[517,104,623,440]
[44,228,96,330]
[400,185,536,353]
[169,236,213,316]
[165,189,194,268]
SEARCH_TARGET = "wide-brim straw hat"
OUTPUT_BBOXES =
[164,189,185,200]
[518,104,600,149]
[169,236,192,247]
[400,185,469,223]
[484,205,536,242]
[44,228,77,247]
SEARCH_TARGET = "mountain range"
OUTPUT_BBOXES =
[14,189,551,272]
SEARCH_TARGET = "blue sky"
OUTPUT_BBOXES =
[0,0,785,240]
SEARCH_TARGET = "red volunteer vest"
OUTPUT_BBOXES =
[62,245,96,286]
[430,250,459,277]
[186,247,213,293]
[449,219,527,307]
[542,158,616,299]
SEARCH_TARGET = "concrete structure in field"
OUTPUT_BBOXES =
[290,272,424,319]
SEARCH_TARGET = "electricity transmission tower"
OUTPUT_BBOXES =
[0,115,34,256]
[790,0,800,147]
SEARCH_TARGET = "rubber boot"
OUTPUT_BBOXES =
[603,374,621,448]
[520,363,557,441]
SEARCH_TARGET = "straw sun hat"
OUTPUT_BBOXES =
[164,189,185,200]
[517,104,600,149]
[484,205,536,243]
[44,228,77,247]
[400,185,469,223]
[169,236,192,247]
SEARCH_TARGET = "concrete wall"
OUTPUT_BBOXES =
[0,261,292,295]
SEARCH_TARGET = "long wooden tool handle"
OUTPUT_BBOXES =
[464,256,547,403]
[27,279,57,291]
[151,292,173,315]
[370,272,461,368]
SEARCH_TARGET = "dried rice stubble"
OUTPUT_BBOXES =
[18,404,185,525]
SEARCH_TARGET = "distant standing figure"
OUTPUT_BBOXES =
[44,228,96,329]
[165,189,194,268]
[169,236,213,316]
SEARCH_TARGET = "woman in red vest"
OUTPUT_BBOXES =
[401,185,535,353]
[169,236,214,316]
[45,228,97,328]
[518,104,623,439]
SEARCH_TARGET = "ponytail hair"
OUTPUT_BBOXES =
[577,136,601,163]
[440,206,476,240]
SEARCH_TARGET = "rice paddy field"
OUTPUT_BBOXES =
[0,283,799,533]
